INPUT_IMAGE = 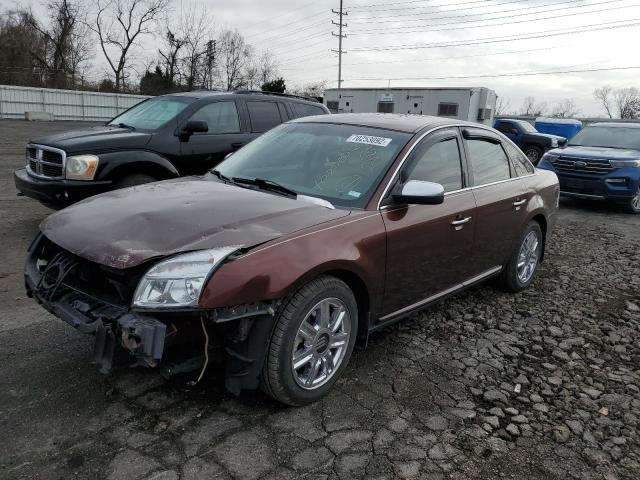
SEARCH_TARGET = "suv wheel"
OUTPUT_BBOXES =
[499,221,543,292]
[624,187,640,214]
[114,174,156,189]
[260,276,358,406]
[523,146,543,164]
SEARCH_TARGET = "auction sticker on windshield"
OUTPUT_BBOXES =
[346,134,392,147]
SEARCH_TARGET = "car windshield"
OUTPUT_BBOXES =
[516,121,537,133]
[568,126,640,150]
[213,122,412,208]
[107,97,192,131]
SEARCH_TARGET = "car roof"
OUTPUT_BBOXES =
[162,90,322,105]
[291,113,478,133]
[590,122,640,128]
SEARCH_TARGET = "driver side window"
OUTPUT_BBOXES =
[405,136,463,192]
[188,101,241,134]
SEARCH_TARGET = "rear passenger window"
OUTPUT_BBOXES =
[503,142,535,176]
[407,137,463,192]
[293,103,326,118]
[247,101,283,133]
[189,101,240,134]
[466,138,512,185]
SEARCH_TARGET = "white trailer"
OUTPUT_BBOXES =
[323,87,497,126]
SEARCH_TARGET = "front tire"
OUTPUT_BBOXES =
[623,187,640,214]
[260,276,358,406]
[499,221,543,292]
[523,145,544,165]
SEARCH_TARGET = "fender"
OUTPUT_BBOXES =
[94,150,180,181]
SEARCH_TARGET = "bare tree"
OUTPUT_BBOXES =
[520,96,547,116]
[0,9,46,87]
[89,0,168,91]
[593,85,614,119]
[158,28,185,88]
[614,87,640,119]
[257,50,278,85]
[217,29,252,91]
[178,4,214,91]
[288,81,327,99]
[551,98,581,118]
[495,97,511,116]
[243,63,259,90]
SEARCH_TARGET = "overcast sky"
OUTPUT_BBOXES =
[19,0,640,115]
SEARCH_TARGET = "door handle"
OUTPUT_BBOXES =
[513,198,527,210]
[231,142,245,149]
[451,216,472,230]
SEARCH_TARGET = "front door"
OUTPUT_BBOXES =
[461,128,529,273]
[408,96,423,114]
[380,128,476,319]
[178,100,249,175]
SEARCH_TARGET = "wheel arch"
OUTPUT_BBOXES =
[96,151,180,182]
[529,212,548,262]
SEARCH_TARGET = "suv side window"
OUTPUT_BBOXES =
[188,101,240,134]
[466,137,512,185]
[406,136,463,192]
[503,141,535,176]
[246,101,283,133]
[292,103,327,118]
[495,121,514,134]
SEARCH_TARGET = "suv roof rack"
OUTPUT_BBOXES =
[233,90,319,103]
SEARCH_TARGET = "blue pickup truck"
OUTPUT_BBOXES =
[538,122,640,214]
[494,119,567,164]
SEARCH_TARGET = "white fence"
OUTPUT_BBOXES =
[0,85,150,121]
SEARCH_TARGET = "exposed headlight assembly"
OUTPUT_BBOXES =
[65,154,99,180]
[133,246,241,309]
[541,152,559,163]
[550,138,559,148]
[610,159,640,168]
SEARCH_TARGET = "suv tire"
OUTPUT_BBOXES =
[623,187,640,214]
[260,276,358,406]
[114,174,156,189]
[523,145,543,164]
[499,221,543,292]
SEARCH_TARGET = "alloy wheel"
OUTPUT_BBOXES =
[631,188,640,212]
[517,230,541,284]
[291,298,351,390]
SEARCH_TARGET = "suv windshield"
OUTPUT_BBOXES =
[569,126,640,150]
[515,120,536,133]
[214,122,412,208]
[107,96,192,131]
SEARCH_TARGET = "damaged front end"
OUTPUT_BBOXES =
[25,234,279,393]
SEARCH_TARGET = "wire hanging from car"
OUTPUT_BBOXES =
[192,316,210,385]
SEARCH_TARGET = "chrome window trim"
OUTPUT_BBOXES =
[376,123,534,210]
[26,143,67,180]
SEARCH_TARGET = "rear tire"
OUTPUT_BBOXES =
[114,174,156,189]
[260,276,358,406]
[499,221,543,292]
[523,145,544,165]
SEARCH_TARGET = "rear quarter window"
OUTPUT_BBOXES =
[246,101,283,133]
[503,142,535,176]
[292,103,327,118]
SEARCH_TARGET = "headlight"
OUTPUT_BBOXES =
[550,138,558,148]
[610,159,640,168]
[133,246,241,309]
[65,154,99,180]
[541,152,559,163]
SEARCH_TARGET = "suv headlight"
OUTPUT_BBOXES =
[541,152,559,164]
[133,246,241,309]
[550,138,558,148]
[65,154,99,180]
[610,159,640,168]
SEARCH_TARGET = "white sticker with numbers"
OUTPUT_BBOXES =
[346,134,392,147]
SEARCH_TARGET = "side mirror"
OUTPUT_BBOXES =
[392,180,445,205]
[183,120,208,134]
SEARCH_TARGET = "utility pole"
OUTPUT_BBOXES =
[206,39,216,90]
[331,1,347,91]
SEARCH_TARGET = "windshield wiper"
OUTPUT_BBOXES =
[111,122,135,131]
[231,177,297,198]
[210,169,232,183]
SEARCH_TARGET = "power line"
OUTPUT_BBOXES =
[344,65,640,82]
[349,0,630,35]
[350,18,640,51]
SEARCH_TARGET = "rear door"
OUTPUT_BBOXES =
[244,99,288,142]
[381,128,477,318]
[462,128,530,274]
[178,99,248,174]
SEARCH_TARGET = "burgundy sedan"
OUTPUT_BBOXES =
[25,114,559,405]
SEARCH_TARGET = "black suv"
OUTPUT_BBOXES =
[493,119,567,164]
[14,90,330,208]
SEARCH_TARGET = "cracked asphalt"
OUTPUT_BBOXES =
[1,119,639,480]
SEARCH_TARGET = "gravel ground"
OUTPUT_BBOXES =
[1,119,639,480]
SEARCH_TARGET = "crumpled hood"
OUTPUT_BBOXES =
[41,178,350,269]
[552,145,640,160]
[31,125,151,153]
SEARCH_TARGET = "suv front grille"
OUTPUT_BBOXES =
[554,156,613,175]
[26,145,65,179]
